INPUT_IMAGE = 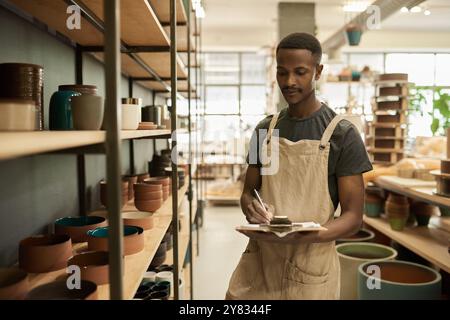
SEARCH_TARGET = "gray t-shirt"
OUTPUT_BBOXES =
[246,104,373,209]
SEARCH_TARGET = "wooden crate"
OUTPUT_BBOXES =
[376,98,408,111]
[368,150,404,164]
[369,126,405,138]
[373,138,404,149]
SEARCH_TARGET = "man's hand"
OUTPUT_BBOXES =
[244,200,274,224]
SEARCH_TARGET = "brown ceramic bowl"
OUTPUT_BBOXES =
[59,84,98,95]
[136,173,150,183]
[26,280,98,300]
[87,226,144,256]
[387,193,409,205]
[54,216,107,243]
[19,234,72,273]
[163,191,169,201]
[144,176,170,186]
[134,182,162,193]
[123,211,154,230]
[135,199,163,213]
[134,190,163,201]
[67,251,110,285]
[0,268,29,300]
[123,175,138,200]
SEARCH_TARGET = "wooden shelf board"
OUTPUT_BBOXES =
[365,135,405,140]
[363,216,450,273]
[374,80,411,85]
[0,130,170,161]
[162,26,195,52]
[93,53,152,78]
[369,123,406,128]
[148,0,187,24]
[372,160,396,165]
[9,0,104,45]
[138,52,187,78]
[179,52,199,67]
[367,148,404,153]
[375,175,450,208]
[79,0,169,46]
[138,80,190,91]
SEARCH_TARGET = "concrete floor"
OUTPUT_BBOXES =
[193,204,248,300]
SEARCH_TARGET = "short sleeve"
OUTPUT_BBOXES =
[335,123,373,177]
[246,116,272,167]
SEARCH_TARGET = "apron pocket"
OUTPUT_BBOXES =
[282,260,329,300]
[227,250,261,298]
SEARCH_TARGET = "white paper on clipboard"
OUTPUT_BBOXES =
[236,222,327,238]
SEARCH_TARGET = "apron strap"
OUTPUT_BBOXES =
[266,112,280,145]
[319,114,363,148]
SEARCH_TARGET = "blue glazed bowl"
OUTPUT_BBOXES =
[87,225,144,255]
[54,216,107,243]
[87,225,140,238]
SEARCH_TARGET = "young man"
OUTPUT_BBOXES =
[226,33,372,300]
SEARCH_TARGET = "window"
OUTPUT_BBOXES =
[205,86,239,114]
[241,53,266,84]
[385,53,435,86]
[435,54,450,86]
[241,86,266,115]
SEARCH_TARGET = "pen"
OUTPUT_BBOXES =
[253,189,267,214]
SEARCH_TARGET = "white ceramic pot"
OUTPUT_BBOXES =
[122,104,141,130]
[71,95,104,130]
[143,271,156,282]
[0,99,36,131]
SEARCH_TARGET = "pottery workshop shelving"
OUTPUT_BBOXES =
[0,0,201,301]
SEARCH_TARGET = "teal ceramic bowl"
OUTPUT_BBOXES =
[365,202,382,218]
[54,216,106,243]
[49,90,80,130]
[358,260,442,300]
[439,207,450,217]
[337,228,375,244]
[87,225,140,238]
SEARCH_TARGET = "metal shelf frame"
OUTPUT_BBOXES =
[0,0,201,300]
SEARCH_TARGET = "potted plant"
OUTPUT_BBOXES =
[430,87,450,136]
[345,23,363,46]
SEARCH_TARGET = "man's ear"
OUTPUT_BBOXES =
[315,64,324,81]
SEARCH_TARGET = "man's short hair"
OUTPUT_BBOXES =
[276,32,322,64]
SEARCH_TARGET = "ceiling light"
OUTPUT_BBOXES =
[400,7,409,13]
[424,10,431,16]
[343,1,369,12]
[410,6,422,13]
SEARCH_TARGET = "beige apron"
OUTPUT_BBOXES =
[227,112,348,300]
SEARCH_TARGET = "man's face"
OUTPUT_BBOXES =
[276,48,323,105]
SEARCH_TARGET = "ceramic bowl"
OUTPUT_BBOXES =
[336,228,375,244]
[143,271,157,283]
[134,190,163,201]
[123,211,154,230]
[122,175,138,200]
[87,226,144,255]
[122,104,141,130]
[133,182,162,193]
[0,268,29,300]
[146,291,169,300]
[19,234,72,273]
[134,284,152,299]
[26,280,98,300]
[135,199,163,213]
[54,216,107,243]
[144,176,170,186]
[71,95,104,130]
[67,251,110,285]
[136,173,150,183]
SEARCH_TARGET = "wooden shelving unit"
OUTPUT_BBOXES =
[25,183,188,300]
[148,0,188,24]
[0,130,170,161]
[363,216,450,273]
[367,76,409,165]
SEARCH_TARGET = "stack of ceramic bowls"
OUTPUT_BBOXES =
[164,166,185,189]
[122,175,137,200]
[99,180,129,209]
[144,177,170,200]
[0,63,43,130]
[364,186,384,218]
[122,98,142,130]
[133,183,163,212]
[385,193,410,231]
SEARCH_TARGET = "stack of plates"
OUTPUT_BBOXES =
[0,63,44,130]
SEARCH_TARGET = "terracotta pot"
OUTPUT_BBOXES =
[144,176,170,186]
[19,234,72,273]
[134,182,162,193]
[387,193,409,205]
[0,268,29,300]
[337,242,397,300]
[136,173,150,183]
[358,260,441,300]
[100,180,128,208]
[67,251,110,285]
[123,211,154,230]
[87,226,144,255]
[54,216,107,243]
[379,73,408,81]
[26,280,98,300]
[135,199,163,212]
[123,175,138,200]
[163,191,169,201]
[134,190,163,201]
